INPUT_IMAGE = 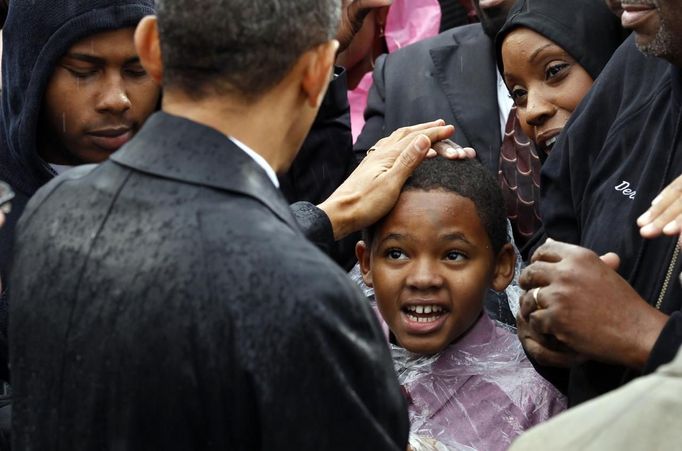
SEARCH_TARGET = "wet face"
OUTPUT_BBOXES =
[473,0,516,37]
[41,27,160,165]
[502,28,593,153]
[357,190,512,355]
[621,0,682,64]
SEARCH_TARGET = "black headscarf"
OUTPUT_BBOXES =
[495,0,625,80]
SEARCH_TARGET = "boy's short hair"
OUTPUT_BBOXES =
[364,158,508,253]
[156,0,341,100]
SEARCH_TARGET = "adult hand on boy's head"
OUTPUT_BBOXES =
[337,0,394,52]
[519,239,669,370]
[318,120,454,240]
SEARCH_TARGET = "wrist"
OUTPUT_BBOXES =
[318,191,361,241]
[625,307,668,370]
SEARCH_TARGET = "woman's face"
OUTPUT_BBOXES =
[501,28,593,154]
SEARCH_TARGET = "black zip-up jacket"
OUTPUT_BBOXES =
[542,36,682,405]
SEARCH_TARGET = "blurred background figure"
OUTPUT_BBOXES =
[337,0,442,142]
[438,0,477,30]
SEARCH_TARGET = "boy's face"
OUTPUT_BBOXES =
[41,27,160,165]
[357,190,513,355]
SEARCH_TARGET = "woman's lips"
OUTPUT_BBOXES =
[88,129,133,152]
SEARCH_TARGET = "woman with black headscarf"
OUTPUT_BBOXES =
[495,0,624,157]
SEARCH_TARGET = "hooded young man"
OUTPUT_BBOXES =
[0,0,160,384]
[9,0,454,448]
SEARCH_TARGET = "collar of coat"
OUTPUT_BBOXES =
[111,111,299,232]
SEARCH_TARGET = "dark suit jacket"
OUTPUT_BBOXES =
[354,24,501,176]
[9,112,409,450]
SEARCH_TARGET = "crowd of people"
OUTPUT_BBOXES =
[0,0,680,449]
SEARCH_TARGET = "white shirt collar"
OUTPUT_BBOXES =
[229,136,280,188]
[497,71,513,141]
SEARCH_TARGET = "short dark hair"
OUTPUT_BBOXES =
[364,158,508,254]
[156,0,341,100]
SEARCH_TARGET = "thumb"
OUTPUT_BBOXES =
[599,252,621,271]
[394,134,430,173]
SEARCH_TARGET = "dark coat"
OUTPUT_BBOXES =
[354,24,502,176]
[10,112,409,450]
[541,37,682,405]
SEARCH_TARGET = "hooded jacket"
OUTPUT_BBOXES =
[494,0,624,81]
[540,36,682,404]
[0,0,155,380]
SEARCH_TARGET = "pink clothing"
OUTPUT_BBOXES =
[349,0,441,142]
[384,313,566,451]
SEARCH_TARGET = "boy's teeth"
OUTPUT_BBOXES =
[406,314,441,323]
[406,305,443,313]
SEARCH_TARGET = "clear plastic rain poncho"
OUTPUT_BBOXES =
[397,313,566,451]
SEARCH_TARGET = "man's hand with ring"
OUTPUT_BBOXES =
[519,239,668,369]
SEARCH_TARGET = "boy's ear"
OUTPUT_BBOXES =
[491,243,516,292]
[301,39,339,108]
[355,240,374,288]
[135,15,163,84]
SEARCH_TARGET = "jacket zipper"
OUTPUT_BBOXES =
[656,244,680,310]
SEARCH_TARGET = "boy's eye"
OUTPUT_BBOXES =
[385,248,408,260]
[445,251,466,261]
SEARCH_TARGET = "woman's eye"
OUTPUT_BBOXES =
[509,86,527,106]
[386,249,407,260]
[445,251,466,261]
[546,63,569,80]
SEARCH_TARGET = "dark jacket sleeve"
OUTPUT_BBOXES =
[353,54,389,160]
[279,68,354,205]
[643,312,682,375]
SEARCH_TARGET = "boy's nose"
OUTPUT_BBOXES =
[406,259,444,290]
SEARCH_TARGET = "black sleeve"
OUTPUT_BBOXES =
[353,54,389,162]
[642,311,682,375]
[279,67,354,205]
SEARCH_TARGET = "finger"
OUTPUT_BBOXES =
[519,290,538,319]
[639,197,682,237]
[390,134,431,177]
[518,261,555,290]
[398,124,454,148]
[599,252,621,270]
[393,120,447,139]
[522,337,579,368]
[529,238,568,264]
[528,308,554,335]
[637,175,682,226]
[432,140,476,160]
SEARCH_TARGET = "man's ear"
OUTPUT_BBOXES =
[491,243,516,292]
[301,39,339,108]
[355,240,374,288]
[135,15,163,84]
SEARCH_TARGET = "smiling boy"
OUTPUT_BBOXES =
[356,158,565,450]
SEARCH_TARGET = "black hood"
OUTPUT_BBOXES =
[495,0,624,81]
[0,0,155,198]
